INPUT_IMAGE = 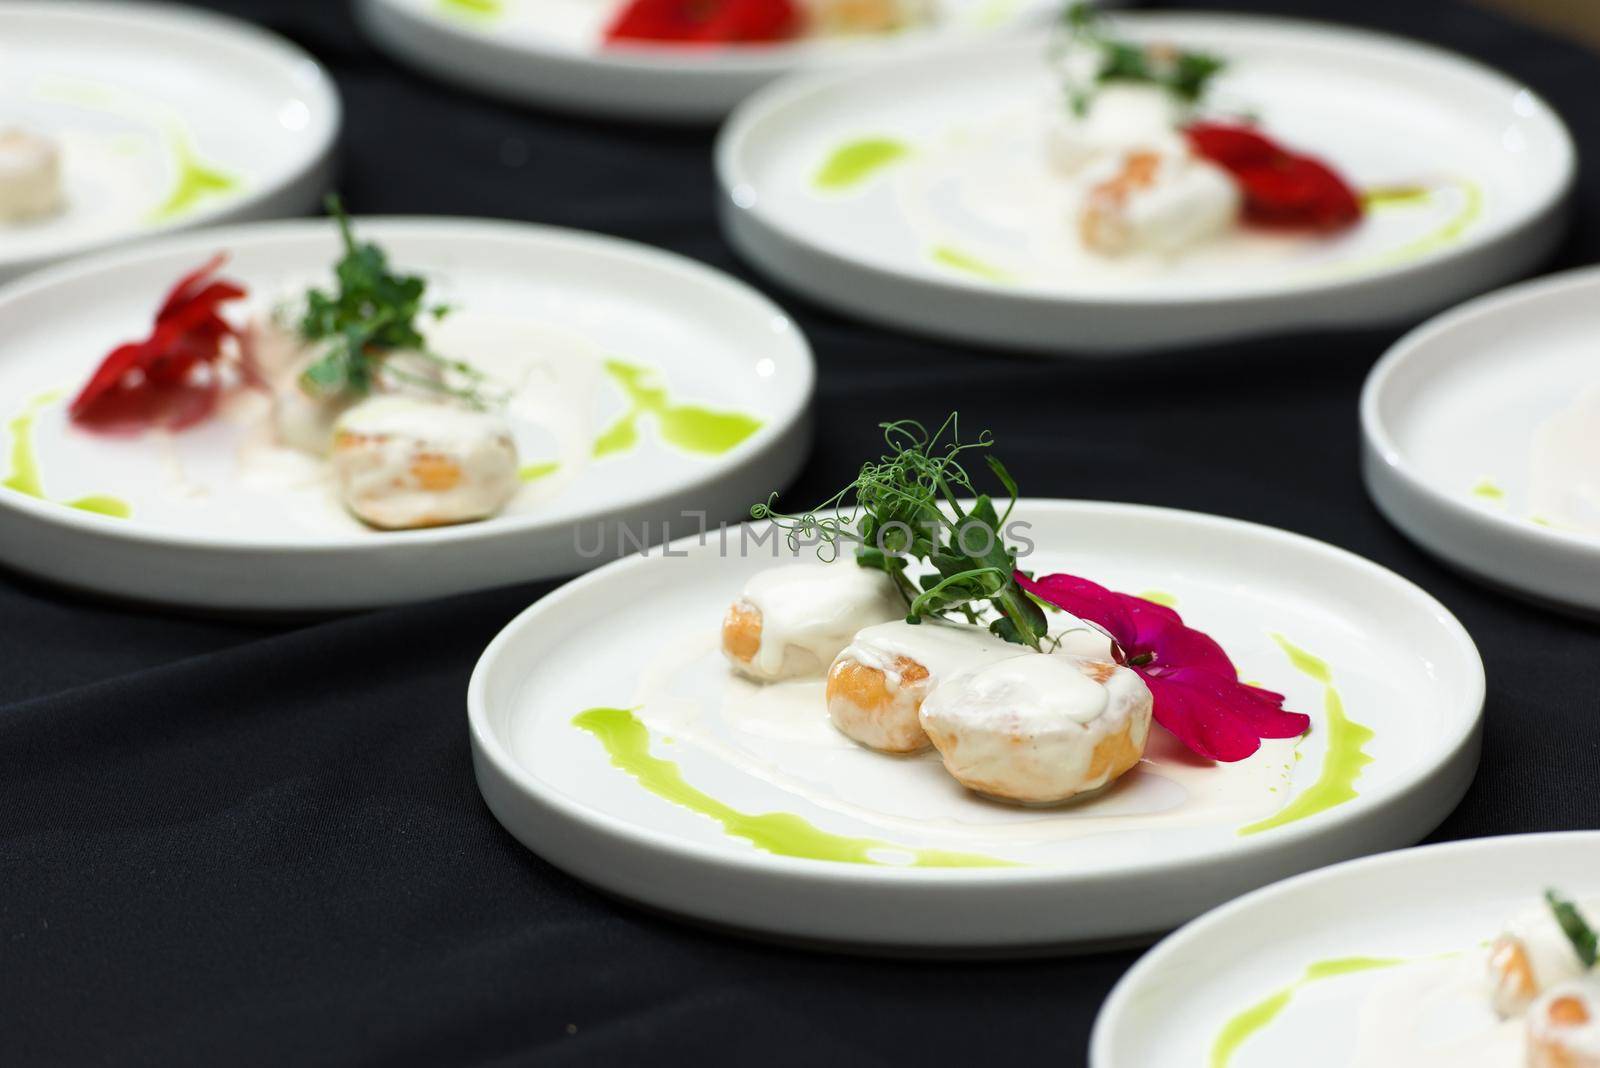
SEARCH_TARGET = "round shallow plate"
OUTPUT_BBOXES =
[717,14,1574,354]
[356,0,1058,122]
[468,500,1483,952]
[1092,831,1600,1067]
[0,218,813,612]
[1363,267,1600,616]
[0,1,340,283]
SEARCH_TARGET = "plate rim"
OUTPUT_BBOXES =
[0,214,817,553]
[1088,829,1600,1066]
[1361,263,1600,560]
[467,497,1486,888]
[0,0,344,274]
[359,0,1055,75]
[715,11,1577,309]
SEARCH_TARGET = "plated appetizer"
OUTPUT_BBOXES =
[1048,6,1361,259]
[471,443,1481,945]
[28,201,767,536]
[66,201,520,531]
[1197,890,1600,1067]
[0,215,806,609]
[719,9,1569,349]
[604,0,933,46]
[0,3,338,282]
[720,417,1308,805]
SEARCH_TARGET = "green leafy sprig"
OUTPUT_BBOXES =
[1547,890,1600,969]
[1058,3,1226,117]
[751,415,1049,651]
[297,195,490,406]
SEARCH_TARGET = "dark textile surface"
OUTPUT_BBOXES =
[4,0,1599,1064]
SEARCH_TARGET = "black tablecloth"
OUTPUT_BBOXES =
[6,1,1600,1064]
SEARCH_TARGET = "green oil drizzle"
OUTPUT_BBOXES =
[974,0,1019,27]
[1238,636,1374,837]
[932,245,1013,284]
[1210,956,1403,1067]
[148,137,239,223]
[519,461,559,483]
[815,138,910,191]
[1361,185,1434,211]
[594,360,762,459]
[440,0,502,15]
[1138,590,1178,608]
[1472,478,1506,502]
[573,707,1013,867]
[3,391,130,518]
[1353,180,1484,273]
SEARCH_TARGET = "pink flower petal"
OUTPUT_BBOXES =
[1014,571,1136,649]
[1021,570,1313,763]
[1127,605,1237,679]
[1142,673,1266,762]
[1156,667,1311,741]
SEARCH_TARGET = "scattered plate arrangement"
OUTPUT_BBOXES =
[469,500,1482,952]
[717,13,1573,354]
[1092,832,1600,1067]
[1363,266,1600,616]
[0,217,813,611]
[356,0,1061,122]
[0,1,340,282]
[5,0,1592,997]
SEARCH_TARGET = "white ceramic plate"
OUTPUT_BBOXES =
[0,218,814,611]
[1363,267,1600,616]
[468,500,1483,952]
[717,14,1574,354]
[0,1,340,283]
[356,0,1059,122]
[1091,831,1600,1067]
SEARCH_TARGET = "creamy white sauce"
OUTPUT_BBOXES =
[919,651,1151,803]
[1349,955,1524,1068]
[332,395,519,529]
[1530,385,1600,535]
[1493,901,1594,1015]
[1077,148,1240,256]
[1341,900,1600,1067]
[829,617,1031,752]
[1045,84,1185,176]
[732,563,905,680]
[632,630,1296,856]
[215,308,600,534]
[840,617,1023,686]
[929,651,1112,726]
[0,127,62,223]
[1529,979,1600,1062]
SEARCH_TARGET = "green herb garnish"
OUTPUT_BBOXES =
[297,195,489,405]
[752,415,1048,651]
[1547,890,1600,969]
[1059,3,1226,117]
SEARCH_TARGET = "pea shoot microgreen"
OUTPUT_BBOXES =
[1547,890,1600,970]
[751,415,1049,651]
[1057,3,1226,117]
[296,195,492,407]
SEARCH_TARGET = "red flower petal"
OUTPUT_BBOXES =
[1186,122,1363,233]
[70,255,246,433]
[605,0,801,43]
